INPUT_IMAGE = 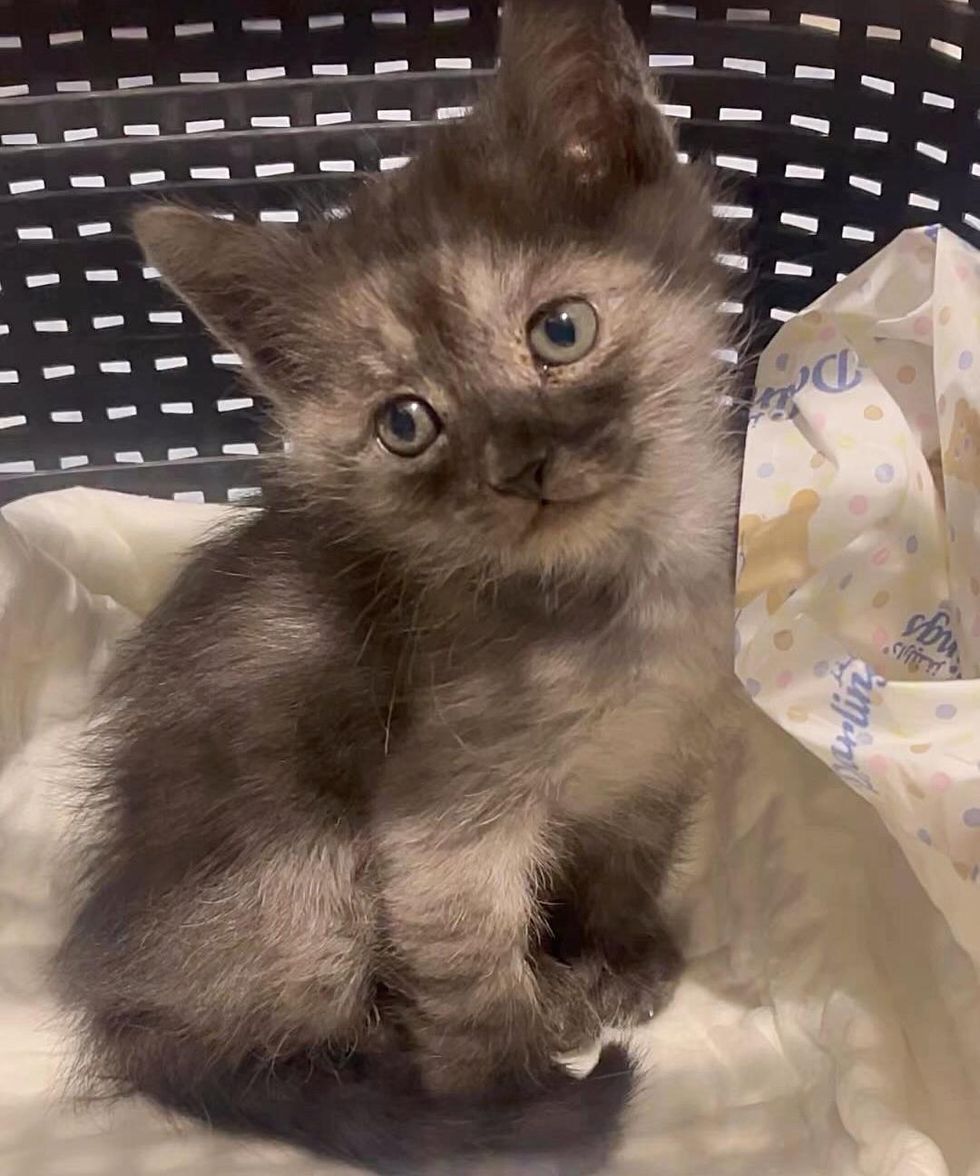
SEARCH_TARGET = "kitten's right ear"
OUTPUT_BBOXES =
[495,0,676,201]
[133,205,307,383]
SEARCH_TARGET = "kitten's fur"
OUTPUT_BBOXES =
[55,1,743,1172]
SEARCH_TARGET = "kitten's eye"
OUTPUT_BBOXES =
[527,299,599,366]
[375,396,442,457]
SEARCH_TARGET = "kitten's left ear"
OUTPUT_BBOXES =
[494,0,676,196]
[133,204,310,396]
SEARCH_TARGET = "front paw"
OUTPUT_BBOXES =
[582,931,683,1028]
[535,956,603,1054]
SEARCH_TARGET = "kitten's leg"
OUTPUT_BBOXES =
[554,809,686,1028]
[60,833,377,1063]
[379,807,596,1093]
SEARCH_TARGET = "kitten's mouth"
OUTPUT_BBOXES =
[489,480,607,517]
[487,465,637,551]
[536,492,600,511]
[518,488,611,534]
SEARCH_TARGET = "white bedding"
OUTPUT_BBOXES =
[2,488,978,1176]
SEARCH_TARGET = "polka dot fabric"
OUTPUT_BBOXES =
[735,226,980,965]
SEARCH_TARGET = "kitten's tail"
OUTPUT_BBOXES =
[119,1031,635,1176]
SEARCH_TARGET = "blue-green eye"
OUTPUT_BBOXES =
[528,298,599,366]
[375,396,442,457]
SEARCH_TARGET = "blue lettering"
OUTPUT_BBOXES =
[755,365,810,421]
[812,349,862,394]
[897,609,960,679]
[827,658,885,792]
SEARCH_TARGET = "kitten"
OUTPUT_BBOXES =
[55,0,743,1172]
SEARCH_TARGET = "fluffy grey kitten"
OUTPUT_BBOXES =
[55,1,743,1172]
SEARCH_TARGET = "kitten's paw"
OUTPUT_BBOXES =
[535,957,603,1054]
[584,931,684,1028]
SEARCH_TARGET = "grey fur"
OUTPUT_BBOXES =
[54,1,744,1171]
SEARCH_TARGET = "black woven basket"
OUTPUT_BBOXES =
[1,0,978,505]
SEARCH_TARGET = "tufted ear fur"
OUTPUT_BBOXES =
[493,0,676,201]
[132,205,310,392]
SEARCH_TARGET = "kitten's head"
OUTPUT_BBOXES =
[136,0,738,589]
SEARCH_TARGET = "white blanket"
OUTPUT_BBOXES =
[2,488,979,1176]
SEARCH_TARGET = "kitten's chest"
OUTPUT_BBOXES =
[543,667,695,818]
[406,596,733,817]
[426,633,723,817]
[515,610,733,816]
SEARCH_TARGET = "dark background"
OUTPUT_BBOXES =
[1,0,977,503]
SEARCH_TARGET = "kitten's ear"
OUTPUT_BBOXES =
[495,0,675,196]
[133,205,307,383]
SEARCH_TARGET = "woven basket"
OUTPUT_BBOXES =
[1,0,977,504]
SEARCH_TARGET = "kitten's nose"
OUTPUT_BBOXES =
[491,454,549,502]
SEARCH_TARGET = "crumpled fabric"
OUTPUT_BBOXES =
[736,226,980,970]
[1,488,979,1175]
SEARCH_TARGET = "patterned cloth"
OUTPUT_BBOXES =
[738,226,980,967]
